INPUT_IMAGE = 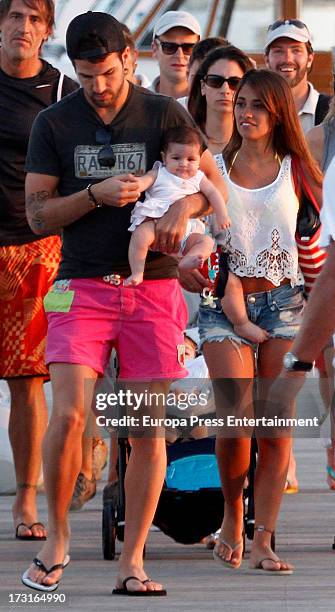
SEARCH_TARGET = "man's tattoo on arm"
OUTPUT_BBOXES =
[26,191,50,233]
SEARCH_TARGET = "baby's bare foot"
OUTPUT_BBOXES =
[234,321,269,343]
[179,255,204,270]
[124,274,143,286]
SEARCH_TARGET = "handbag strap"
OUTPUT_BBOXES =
[291,156,320,214]
[291,157,301,200]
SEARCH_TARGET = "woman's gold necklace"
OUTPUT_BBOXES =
[228,149,281,176]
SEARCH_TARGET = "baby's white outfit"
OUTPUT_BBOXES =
[128,161,205,250]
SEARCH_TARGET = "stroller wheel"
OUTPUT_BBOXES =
[245,520,254,541]
[271,531,276,552]
[102,502,117,560]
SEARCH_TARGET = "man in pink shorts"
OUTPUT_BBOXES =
[22,11,226,596]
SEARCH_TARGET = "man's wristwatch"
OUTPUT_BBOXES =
[283,352,313,372]
[86,183,103,208]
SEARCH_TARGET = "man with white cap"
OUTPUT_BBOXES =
[265,19,330,132]
[151,10,201,98]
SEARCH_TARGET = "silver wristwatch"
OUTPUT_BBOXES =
[283,352,313,372]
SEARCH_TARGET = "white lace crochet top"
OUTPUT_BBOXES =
[212,154,304,287]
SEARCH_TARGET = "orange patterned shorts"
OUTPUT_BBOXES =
[0,236,61,378]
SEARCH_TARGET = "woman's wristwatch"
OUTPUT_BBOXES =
[283,352,313,372]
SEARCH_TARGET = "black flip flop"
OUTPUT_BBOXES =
[112,576,167,596]
[15,522,47,541]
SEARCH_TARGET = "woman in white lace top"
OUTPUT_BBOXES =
[198,70,322,574]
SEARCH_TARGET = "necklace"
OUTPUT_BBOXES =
[228,149,281,176]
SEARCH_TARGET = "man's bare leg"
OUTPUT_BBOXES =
[24,364,97,587]
[115,382,169,593]
[115,436,167,593]
[8,377,48,538]
[125,221,156,286]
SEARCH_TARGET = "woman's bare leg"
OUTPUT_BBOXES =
[203,340,254,566]
[250,338,297,571]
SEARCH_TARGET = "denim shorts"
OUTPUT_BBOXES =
[198,283,305,349]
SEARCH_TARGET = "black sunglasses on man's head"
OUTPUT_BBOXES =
[267,19,309,32]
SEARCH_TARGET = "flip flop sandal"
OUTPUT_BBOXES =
[284,481,299,494]
[21,554,70,592]
[249,557,293,575]
[213,538,244,569]
[112,576,167,596]
[15,522,47,541]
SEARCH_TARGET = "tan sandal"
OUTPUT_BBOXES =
[213,537,243,569]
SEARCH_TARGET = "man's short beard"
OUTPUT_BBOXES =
[90,80,125,108]
[288,67,308,89]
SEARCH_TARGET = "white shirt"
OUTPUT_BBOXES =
[214,155,303,287]
[177,95,188,110]
[320,155,335,246]
[298,82,320,134]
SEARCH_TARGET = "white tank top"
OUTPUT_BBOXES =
[213,154,304,287]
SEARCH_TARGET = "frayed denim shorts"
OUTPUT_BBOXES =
[198,282,305,350]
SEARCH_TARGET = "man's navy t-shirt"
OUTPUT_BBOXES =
[26,84,195,280]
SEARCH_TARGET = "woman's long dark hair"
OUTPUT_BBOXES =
[224,69,322,185]
[188,45,254,136]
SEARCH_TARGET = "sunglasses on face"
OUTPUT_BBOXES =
[268,19,309,31]
[96,128,116,169]
[155,38,195,56]
[202,74,241,90]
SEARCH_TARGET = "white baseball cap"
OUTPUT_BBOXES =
[153,11,201,40]
[265,19,312,52]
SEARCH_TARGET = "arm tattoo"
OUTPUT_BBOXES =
[26,191,50,233]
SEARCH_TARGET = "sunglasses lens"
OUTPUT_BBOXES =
[98,146,116,168]
[228,77,241,90]
[160,42,178,54]
[181,43,195,55]
[205,75,224,88]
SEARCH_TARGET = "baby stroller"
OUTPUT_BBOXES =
[101,349,275,558]
[101,433,271,559]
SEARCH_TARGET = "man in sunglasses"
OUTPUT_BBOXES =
[150,10,201,98]
[22,10,226,595]
[265,19,330,132]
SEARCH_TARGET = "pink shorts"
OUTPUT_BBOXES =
[44,277,188,380]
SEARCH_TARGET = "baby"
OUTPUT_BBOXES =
[125,126,230,286]
[125,126,267,344]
